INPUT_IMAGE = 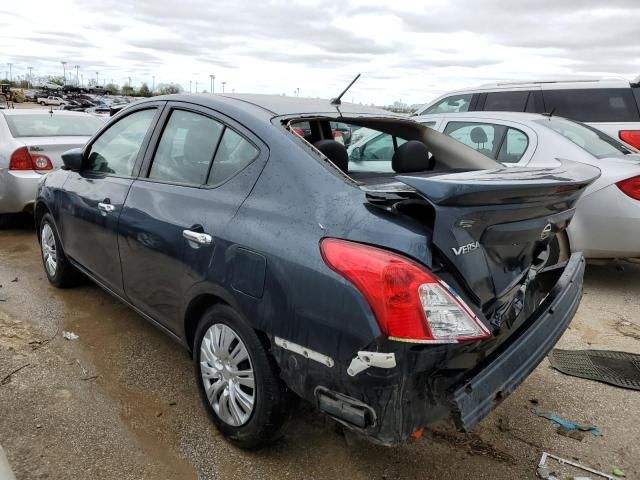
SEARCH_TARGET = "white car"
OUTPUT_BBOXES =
[348,111,640,261]
[413,77,640,150]
[0,110,104,224]
[37,96,68,106]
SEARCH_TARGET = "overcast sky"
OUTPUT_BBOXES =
[1,0,639,105]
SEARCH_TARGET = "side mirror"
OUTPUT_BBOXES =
[61,148,84,171]
[350,146,362,162]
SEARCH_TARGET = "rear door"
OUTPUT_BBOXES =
[58,103,163,295]
[441,119,536,166]
[118,102,266,332]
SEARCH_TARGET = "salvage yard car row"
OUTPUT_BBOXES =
[1,85,639,449]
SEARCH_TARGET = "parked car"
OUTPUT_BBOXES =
[35,94,598,448]
[414,77,640,149]
[0,110,104,224]
[37,96,68,106]
[410,112,640,261]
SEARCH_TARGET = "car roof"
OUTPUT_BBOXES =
[416,111,547,122]
[148,93,398,119]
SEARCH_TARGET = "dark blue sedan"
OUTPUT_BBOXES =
[35,94,599,448]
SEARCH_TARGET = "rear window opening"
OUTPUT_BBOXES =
[285,117,498,186]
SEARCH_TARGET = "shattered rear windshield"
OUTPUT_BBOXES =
[290,120,411,173]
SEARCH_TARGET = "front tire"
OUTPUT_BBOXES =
[39,213,79,288]
[194,304,291,449]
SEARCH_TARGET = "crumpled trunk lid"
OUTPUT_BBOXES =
[396,160,600,309]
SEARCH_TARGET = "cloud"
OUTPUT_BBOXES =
[1,0,638,103]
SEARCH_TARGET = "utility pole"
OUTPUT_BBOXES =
[222,81,226,93]
[96,71,99,86]
[74,65,80,86]
[210,74,215,94]
[28,66,33,88]
[8,63,13,83]
[61,61,67,85]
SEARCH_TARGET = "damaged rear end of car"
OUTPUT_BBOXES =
[268,114,599,445]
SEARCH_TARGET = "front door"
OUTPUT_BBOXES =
[118,103,264,333]
[58,105,162,294]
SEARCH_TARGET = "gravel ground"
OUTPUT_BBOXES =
[1,223,638,479]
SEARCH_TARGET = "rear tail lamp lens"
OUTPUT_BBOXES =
[9,147,53,171]
[320,238,491,343]
[619,130,640,149]
[617,175,640,200]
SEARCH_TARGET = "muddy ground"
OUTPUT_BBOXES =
[1,223,639,479]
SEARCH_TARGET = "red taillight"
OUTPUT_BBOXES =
[320,238,491,343]
[619,130,640,149]
[617,175,640,200]
[9,147,53,171]
[31,154,53,170]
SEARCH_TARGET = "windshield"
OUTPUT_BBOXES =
[5,114,104,137]
[534,117,637,157]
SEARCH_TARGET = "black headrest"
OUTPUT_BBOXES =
[392,140,433,173]
[314,139,348,173]
[470,126,488,144]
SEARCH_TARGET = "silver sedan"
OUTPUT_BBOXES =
[0,110,104,224]
[350,111,640,260]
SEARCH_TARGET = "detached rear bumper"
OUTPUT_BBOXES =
[450,253,585,431]
[321,254,585,445]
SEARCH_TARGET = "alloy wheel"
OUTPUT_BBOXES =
[200,323,256,426]
[41,223,58,277]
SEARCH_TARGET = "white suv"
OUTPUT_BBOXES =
[414,77,640,149]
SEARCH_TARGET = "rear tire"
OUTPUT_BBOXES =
[193,304,291,449]
[39,213,79,288]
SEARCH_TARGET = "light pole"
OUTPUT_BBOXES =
[27,66,33,88]
[210,74,215,94]
[81,74,84,87]
[8,63,13,84]
[152,75,155,93]
[195,81,198,93]
[189,80,192,93]
[61,61,67,85]
[96,71,99,86]
[222,81,226,93]
[295,87,300,97]
[74,65,80,86]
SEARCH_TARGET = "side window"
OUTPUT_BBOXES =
[424,94,473,114]
[207,128,259,186]
[497,128,529,163]
[420,121,436,128]
[85,108,156,176]
[149,110,223,185]
[542,89,640,122]
[443,121,507,159]
[483,91,529,112]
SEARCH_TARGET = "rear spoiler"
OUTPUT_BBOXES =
[396,160,600,206]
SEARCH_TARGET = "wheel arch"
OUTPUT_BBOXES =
[34,201,51,241]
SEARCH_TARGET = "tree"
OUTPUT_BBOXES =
[121,85,135,96]
[105,83,120,95]
[139,83,151,97]
[48,76,64,86]
[157,83,183,94]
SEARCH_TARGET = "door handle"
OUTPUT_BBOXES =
[182,229,213,246]
[98,202,115,214]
